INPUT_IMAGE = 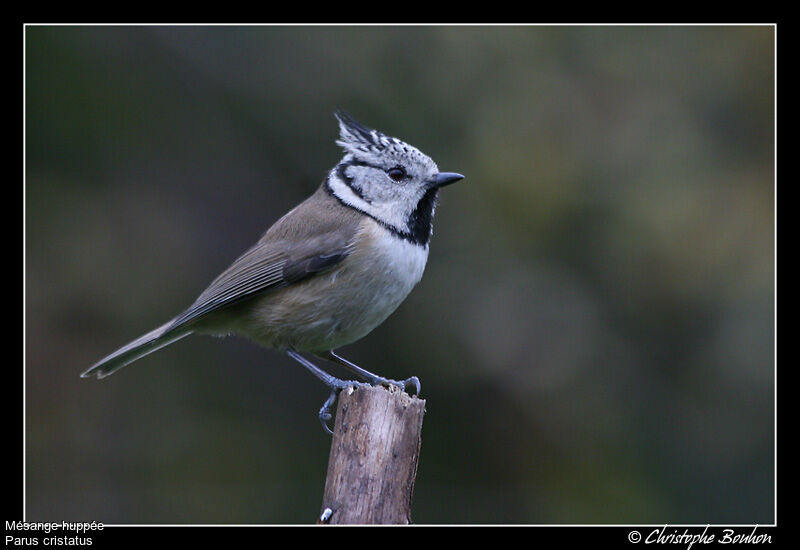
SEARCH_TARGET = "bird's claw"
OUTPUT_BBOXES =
[319,389,339,435]
[402,375,421,396]
[375,375,421,396]
[317,381,368,435]
[316,376,420,435]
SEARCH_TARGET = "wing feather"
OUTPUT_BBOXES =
[166,187,363,332]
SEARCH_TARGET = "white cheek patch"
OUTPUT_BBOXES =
[327,170,414,233]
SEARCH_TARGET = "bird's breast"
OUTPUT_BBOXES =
[348,216,430,302]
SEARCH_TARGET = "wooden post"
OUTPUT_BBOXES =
[318,384,426,525]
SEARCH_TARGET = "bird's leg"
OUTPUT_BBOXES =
[319,350,421,396]
[286,349,367,434]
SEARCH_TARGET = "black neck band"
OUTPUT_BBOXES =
[324,174,436,247]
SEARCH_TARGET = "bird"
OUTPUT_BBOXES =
[82,111,465,433]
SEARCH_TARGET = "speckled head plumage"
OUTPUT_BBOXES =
[326,111,459,246]
[334,110,439,176]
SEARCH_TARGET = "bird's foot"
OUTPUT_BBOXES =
[317,379,369,435]
[316,376,420,435]
[369,375,421,396]
[320,351,421,397]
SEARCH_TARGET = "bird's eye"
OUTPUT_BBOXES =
[387,166,406,182]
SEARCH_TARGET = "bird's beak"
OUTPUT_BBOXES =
[431,172,465,188]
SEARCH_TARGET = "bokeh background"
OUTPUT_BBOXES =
[25,25,774,525]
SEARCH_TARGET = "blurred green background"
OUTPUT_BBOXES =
[25,25,774,525]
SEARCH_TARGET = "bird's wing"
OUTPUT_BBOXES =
[166,232,353,332]
[166,183,366,332]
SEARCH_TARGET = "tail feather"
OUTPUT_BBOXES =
[81,319,193,379]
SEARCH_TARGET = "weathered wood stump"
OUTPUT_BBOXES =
[318,385,426,524]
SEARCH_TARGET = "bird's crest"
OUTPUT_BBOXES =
[335,111,397,156]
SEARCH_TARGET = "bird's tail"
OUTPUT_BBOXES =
[81,319,193,379]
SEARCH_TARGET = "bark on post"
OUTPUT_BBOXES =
[318,384,426,524]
